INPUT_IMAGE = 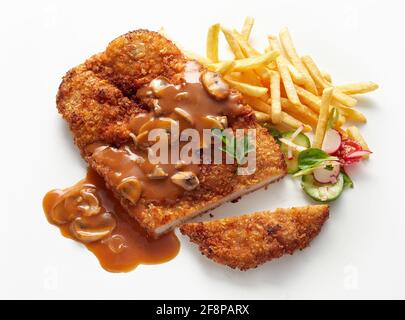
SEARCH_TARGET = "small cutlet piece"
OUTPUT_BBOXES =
[180,205,329,270]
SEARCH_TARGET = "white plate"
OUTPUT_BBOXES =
[1,0,404,300]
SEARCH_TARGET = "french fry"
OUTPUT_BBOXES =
[301,55,357,107]
[268,36,301,104]
[335,82,379,95]
[279,28,318,95]
[254,111,271,122]
[287,63,306,85]
[268,36,301,105]
[267,35,305,85]
[321,70,332,83]
[313,87,334,148]
[281,113,312,132]
[221,27,245,59]
[241,16,255,41]
[206,60,235,74]
[232,50,280,72]
[244,96,271,113]
[254,111,312,132]
[347,127,370,158]
[233,30,261,57]
[337,105,367,123]
[270,71,282,124]
[224,77,268,97]
[347,127,369,149]
[183,50,212,65]
[280,98,318,128]
[295,85,322,113]
[239,70,263,86]
[206,23,221,62]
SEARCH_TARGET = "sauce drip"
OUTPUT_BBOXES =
[43,169,180,273]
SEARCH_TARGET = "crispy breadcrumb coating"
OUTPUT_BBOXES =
[56,30,287,237]
[180,205,329,270]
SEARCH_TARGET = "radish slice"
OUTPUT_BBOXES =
[346,150,372,159]
[279,138,307,152]
[313,162,341,184]
[322,129,342,155]
[287,125,304,160]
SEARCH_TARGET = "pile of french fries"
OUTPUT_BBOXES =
[184,17,379,152]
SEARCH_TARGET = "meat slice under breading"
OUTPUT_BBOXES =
[57,29,287,238]
[180,205,329,270]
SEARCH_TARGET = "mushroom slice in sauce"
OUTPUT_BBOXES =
[149,77,171,96]
[138,117,177,135]
[117,177,142,205]
[147,166,169,180]
[174,107,194,125]
[70,212,117,243]
[203,115,228,130]
[201,71,230,101]
[171,171,200,191]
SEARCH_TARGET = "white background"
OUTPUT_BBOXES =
[0,0,404,300]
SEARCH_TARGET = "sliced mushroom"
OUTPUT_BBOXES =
[70,212,116,243]
[171,171,200,191]
[202,115,228,130]
[135,131,150,148]
[50,187,100,224]
[147,166,168,180]
[174,107,194,125]
[76,189,101,217]
[152,99,164,116]
[117,177,142,205]
[138,117,177,135]
[175,160,186,170]
[149,77,171,96]
[175,92,190,101]
[201,71,230,101]
[50,198,78,225]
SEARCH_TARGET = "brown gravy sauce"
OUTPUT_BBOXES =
[43,169,180,273]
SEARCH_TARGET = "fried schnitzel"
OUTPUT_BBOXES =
[180,205,329,270]
[57,30,287,238]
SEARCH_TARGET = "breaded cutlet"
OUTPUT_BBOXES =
[180,205,329,270]
[57,30,287,238]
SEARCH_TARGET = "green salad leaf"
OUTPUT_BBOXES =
[212,129,255,165]
[294,148,339,177]
[342,170,354,189]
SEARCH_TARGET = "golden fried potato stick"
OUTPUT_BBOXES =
[268,36,300,105]
[224,77,268,97]
[233,29,261,57]
[321,70,332,83]
[335,82,379,95]
[313,87,334,148]
[254,111,312,132]
[301,55,357,107]
[270,71,282,124]
[279,28,318,95]
[221,27,245,59]
[207,60,235,74]
[287,63,306,85]
[232,50,280,72]
[206,23,221,62]
[280,98,318,129]
[347,126,370,158]
[241,16,255,41]
[183,50,212,65]
[336,104,367,123]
